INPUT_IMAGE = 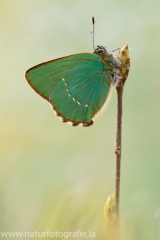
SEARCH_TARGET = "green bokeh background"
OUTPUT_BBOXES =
[1,0,160,239]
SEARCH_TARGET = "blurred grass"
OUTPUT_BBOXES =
[1,0,160,239]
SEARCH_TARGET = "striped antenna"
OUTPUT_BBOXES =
[91,16,96,52]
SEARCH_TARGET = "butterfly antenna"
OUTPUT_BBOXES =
[91,16,96,52]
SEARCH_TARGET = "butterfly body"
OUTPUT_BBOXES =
[25,46,123,127]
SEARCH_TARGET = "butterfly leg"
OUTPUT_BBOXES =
[121,73,128,78]
[108,48,121,53]
[113,73,129,86]
[120,63,130,67]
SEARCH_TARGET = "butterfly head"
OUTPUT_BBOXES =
[95,45,107,55]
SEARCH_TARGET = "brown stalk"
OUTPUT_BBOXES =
[115,82,124,225]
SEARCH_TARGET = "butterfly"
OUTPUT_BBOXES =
[25,17,129,127]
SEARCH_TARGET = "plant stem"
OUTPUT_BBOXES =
[115,82,124,221]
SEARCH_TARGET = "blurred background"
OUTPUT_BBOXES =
[1,0,160,239]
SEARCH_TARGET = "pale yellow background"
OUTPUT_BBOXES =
[1,0,160,239]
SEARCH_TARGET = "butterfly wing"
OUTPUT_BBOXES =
[25,53,112,127]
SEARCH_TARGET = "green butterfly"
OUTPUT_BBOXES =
[25,17,128,127]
